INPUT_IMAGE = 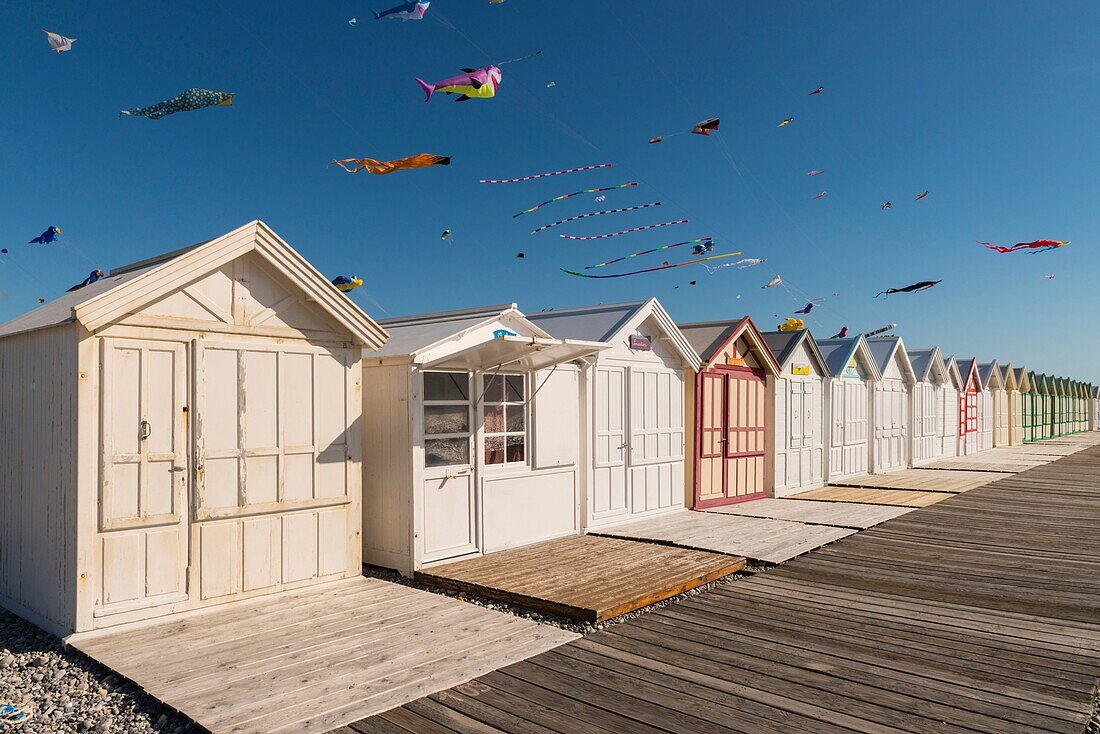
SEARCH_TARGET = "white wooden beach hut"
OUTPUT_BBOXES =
[0,221,385,637]
[1009,367,1028,445]
[527,299,700,530]
[939,356,962,459]
[761,329,828,496]
[907,347,952,465]
[867,336,916,473]
[977,361,1002,451]
[957,358,982,454]
[1001,364,1022,446]
[360,304,607,574]
[1093,385,1099,431]
[815,335,881,482]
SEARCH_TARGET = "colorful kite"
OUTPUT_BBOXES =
[558,220,688,240]
[978,239,1070,254]
[29,226,60,244]
[778,317,805,332]
[777,118,794,127]
[808,86,824,95]
[329,153,450,174]
[762,274,782,288]
[531,202,661,234]
[43,29,76,54]
[807,170,824,176]
[794,301,819,314]
[831,326,848,338]
[813,192,827,200]
[417,65,501,102]
[332,275,363,292]
[874,280,941,298]
[915,190,929,201]
[691,241,715,255]
[67,269,104,292]
[649,117,719,144]
[583,238,716,270]
[562,252,742,279]
[881,201,892,210]
[480,163,611,184]
[513,183,637,218]
[370,1,430,20]
[120,88,234,120]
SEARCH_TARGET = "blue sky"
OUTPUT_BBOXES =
[3,1,1098,380]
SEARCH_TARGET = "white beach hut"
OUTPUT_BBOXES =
[867,336,917,473]
[761,329,828,496]
[816,335,881,482]
[977,361,1002,451]
[0,221,385,637]
[939,356,963,459]
[527,299,700,530]
[360,304,607,574]
[907,347,952,465]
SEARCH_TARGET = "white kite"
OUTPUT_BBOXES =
[43,29,76,54]
[762,274,782,288]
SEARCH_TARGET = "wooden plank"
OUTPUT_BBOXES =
[702,497,913,529]
[829,468,1012,493]
[788,486,951,507]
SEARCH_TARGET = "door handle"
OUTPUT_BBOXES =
[169,466,186,473]
[139,420,151,441]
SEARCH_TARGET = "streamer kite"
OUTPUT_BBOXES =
[370,1,430,20]
[480,163,611,184]
[583,238,715,269]
[807,170,824,176]
[332,275,363,292]
[417,65,501,102]
[532,202,661,234]
[874,280,941,298]
[915,190,929,201]
[734,258,766,269]
[513,183,637,218]
[43,29,76,54]
[778,318,805,332]
[808,86,824,95]
[120,89,234,120]
[777,117,794,127]
[67,269,104,292]
[329,154,450,175]
[29,226,61,244]
[831,326,848,338]
[558,220,688,240]
[762,274,782,288]
[864,324,897,338]
[978,239,1069,254]
[562,252,742,279]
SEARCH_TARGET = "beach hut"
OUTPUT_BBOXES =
[1035,374,1052,440]
[978,361,1005,449]
[1051,378,1064,437]
[1005,366,1025,446]
[761,329,828,496]
[867,336,916,473]
[679,318,781,508]
[361,304,607,573]
[1021,370,1036,442]
[1093,385,1099,431]
[817,336,881,482]
[907,347,952,465]
[527,300,701,530]
[958,358,981,454]
[939,356,963,459]
[0,221,386,637]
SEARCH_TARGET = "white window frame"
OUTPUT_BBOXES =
[422,370,474,470]
[480,371,530,469]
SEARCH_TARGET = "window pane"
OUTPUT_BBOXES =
[485,405,505,433]
[505,374,525,402]
[506,435,525,463]
[506,406,525,432]
[484,435,504,465]
[483,374,505,403]
[424,372,468,401]
[424,405,469,435]
[425,437,469,467]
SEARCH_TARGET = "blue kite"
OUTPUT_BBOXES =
[371,1,430,20]
[29,226,61,244]
[67,269,104,292]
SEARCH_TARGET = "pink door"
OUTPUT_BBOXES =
[695,368,766,508]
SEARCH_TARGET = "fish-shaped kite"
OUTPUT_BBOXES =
[417,65,501,102]
[831,326,848,338]
[332,275,363,292]
[691,242,714,255]
[762,274,782,288]
[370,1,430,20]
[808,86,824,95]
[120,88,234,120]
[881,201,892,210]
[778,317,805,332]
[43,29,76,54]
[915,190,929,201]
[329,153,450,174]
[734,258,765,269]
[67,269,104,292]
[29,226,61,244]
[807,170,824,176]
[977,239,1069,254]
[777,117,794,127]
[812,192,826,200]
[874,280,941,298]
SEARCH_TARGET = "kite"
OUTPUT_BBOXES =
[582,238,716,269]
[0,249,7,254]
[43,29,76,54]
[808,86,824,95]
[735,258,765,269]
[558,220,688,240]
[1044,274,1056,280]
[978,239,1070,254]
[29,226,61,244]
[691,242,715,255]
[531,202,661,234]
[864,324,897,338]
[778,317,805,332]
[915,190,929,201]
[777,118,794,127]
[480,163,611,184]
[762,274,782,288]
[417,65,502,102]
[349,18,359,25]
[332,275,363,292]
[648,137,663,144]
[120,88,234,120]
[793,301,820,314]
[370,1,430,20]
[881,201,892,210]
[547,81,556,88]
[813,192,826,200]
[512,182,637,218]
[807,170,824,176]
[874,280,941,298]
[67,269,104,292]
[595,195,605,202]
[562,252,742,279]
[516,252,525,258]
[649,117,719,144]
[329,154,450,175]
[831,326,848,339]
[441,229,451,240]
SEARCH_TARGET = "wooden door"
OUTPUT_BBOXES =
[723,370,766,503]
[874,380,907,472]
[592,366,628,520]
[420,370,476,563]
[941,387,958,458]
[99,339,189,611]
[959,389,978,454]
[628,367,684,515]
[695,372,726,505]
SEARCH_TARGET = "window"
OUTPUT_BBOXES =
[483,373,526,465]
[423,372,471,468]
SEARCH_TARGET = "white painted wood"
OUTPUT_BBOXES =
[873,352,911,473]
[979,388,994,451]
[627,365,685,515]
[534,368,580,468]
[772,342,825,497]
[591,365,627,521]
[827,376,870,482]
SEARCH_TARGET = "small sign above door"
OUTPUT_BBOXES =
[629,335,652,351]
[791,364,811,376]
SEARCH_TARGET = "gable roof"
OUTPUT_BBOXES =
[0,221,388,348]
[906,347,948,384]
[978,361,1004,390]
[1001,364,1018,391]
[815,335,883,380]
[528,298,701,370]
[1014,367,1030,392]
[760,329,828,375]
[941,355,964,390]
[374,303,527,358]
[960,358,982,390]
[866,335,916,383]
[677,317,780,375]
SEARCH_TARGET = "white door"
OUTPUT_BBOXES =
[941,387,958,458]
[828,378,868,481]
[979,390,994,450]
[420,371,477,563]
[99,339,189,611]
[627,367,684,516]
[782,379,823,493]
[591,366,628,522]
[874,380,908,472]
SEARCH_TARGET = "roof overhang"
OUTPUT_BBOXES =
[422,335,609,372]
[701,317,782,376]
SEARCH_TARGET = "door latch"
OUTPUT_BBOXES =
[139,420,151,441]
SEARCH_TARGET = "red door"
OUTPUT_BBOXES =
[958,387,977,455]
[695,368,766,508]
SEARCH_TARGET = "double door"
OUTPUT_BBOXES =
[778,378,823,493]
[874,379,908,472]
[828,378,869,481]
[696,368,766,507]
[959,389,978,454]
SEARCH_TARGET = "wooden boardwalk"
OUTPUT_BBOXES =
[416,535,744,623]
[703,497,912,529]
[787,485,952,507]
[348,445,1100,734]
[830,468,1012,493]
[70,577,577,734]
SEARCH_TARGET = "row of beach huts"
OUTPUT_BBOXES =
[0,222,1095,638]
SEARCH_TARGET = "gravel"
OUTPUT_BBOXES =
[0,608,198,733]
[1088,687,1100,734]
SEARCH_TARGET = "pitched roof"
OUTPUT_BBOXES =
[815,335,882,380]
[677,318,780,374]
[906,348,944,383]
[373,303,533,358]
[866,335,915,382]
[978,361,1003,389]
[760,330,827,374]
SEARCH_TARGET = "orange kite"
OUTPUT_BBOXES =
[329,153,451,174]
